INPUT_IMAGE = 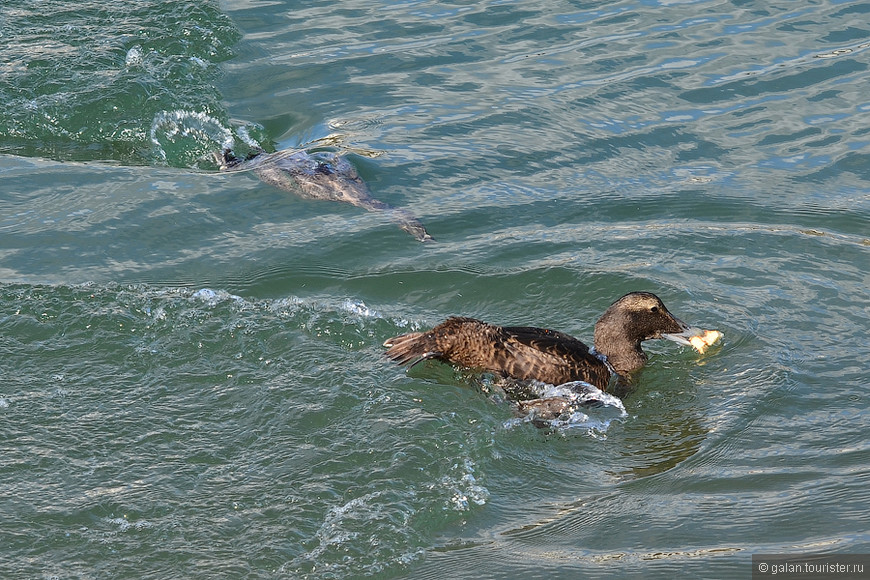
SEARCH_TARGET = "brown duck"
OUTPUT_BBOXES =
[384,292,702,416]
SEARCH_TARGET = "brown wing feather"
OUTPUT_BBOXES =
[497,327,610,387]
[502,326,595,359]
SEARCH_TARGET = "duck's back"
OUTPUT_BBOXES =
[384,317,612,388]
[254,151,374,204]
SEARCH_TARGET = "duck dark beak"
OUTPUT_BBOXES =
[662,327,704,346]
[661,325,704,347]
[661,306,716,346]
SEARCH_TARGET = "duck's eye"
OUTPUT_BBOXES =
[650,306,659,313]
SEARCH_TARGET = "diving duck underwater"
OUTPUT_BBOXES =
[214,147,432,242]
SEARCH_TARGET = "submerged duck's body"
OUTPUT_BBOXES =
[215,148,432,242]
[384,292,697,416]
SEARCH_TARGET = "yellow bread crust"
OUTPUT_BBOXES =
[689,330,722,353]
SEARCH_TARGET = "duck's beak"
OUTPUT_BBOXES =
[663,325,723,354]
[211,150,227,169]
[661,326,703,347]
[212,148,236,170]
[656,312,692,344]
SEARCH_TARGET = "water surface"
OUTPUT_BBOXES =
[2,1,869,578]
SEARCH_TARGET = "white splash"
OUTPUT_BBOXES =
[441,457,489,511]
[124,45,143,68]
[507,381,628,436]
[149,110,235,160]
[341,299,379,318]
[106,516,152,532]
[235,124,263,149]
[190,288,245,307]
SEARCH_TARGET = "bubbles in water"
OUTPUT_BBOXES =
[149,110,272,168]
[540,381,626,410]
[442,458,489,511]
[105,516,152,533]
[190,287,244,307]
[149,110,235,167]
[125,45,144,68]
[235,123,264,150]
[286,490,426,577]
[341,299,379,318]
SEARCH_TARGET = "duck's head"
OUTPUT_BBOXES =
[593,291,692,375]
[211,148,236,171]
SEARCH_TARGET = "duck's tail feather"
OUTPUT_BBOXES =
[383,332,442,367]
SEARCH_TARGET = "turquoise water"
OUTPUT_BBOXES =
[2,1,869,578]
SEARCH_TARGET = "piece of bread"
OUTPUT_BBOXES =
[689,330,722,354]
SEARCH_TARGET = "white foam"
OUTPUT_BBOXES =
[540,381,626,411]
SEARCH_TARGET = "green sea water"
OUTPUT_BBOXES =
[2,1,869,578]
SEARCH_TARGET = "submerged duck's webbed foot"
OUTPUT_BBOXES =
[515,396,573,421]
[391,208,433,242]
[400,219,434,243]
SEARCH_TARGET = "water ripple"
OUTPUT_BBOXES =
[4,0,870,577]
